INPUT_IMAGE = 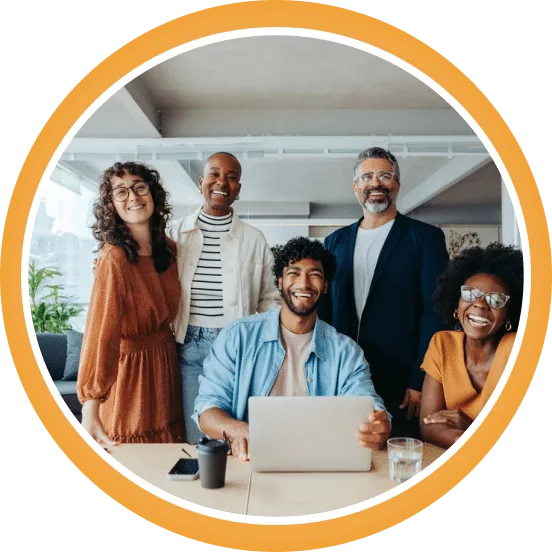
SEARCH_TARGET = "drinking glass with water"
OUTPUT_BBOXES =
[387,437,423,483]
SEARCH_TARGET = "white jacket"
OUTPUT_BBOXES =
[168,207,281,343]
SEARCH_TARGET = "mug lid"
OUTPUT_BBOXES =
[196,437,229,454]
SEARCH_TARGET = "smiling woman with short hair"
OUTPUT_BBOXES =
[419,242,524,448]
[168,152,280,443]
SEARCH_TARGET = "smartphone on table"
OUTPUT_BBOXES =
[167,458,199,480]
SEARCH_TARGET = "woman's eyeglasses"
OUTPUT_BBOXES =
[460,285,510,309]
[112,182,150,202]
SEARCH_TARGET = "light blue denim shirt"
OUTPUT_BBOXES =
[193,307,388,427]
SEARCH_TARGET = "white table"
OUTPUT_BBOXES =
[109,442,445,516]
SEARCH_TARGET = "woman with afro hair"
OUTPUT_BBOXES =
[420,242,523,448]
[78,162,185,445]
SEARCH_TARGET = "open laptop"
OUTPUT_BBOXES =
[248,396,375,472]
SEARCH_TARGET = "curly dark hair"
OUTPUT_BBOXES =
[92,161,175,273]
[272,237,337,287]
[433,242,524,331]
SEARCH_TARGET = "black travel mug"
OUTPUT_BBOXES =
[197,438,230,489]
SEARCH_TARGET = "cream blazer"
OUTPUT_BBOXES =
[167,207,281,343]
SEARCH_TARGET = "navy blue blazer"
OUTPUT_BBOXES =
[319,213,449,400]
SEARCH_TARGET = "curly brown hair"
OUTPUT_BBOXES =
[92,161,175,273]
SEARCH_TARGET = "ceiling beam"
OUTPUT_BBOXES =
[397,156,491,214]
[61,135,488,161]
[56,161,100,193]
[65,87,203,202]
[116,86,160,134]
[161,108,473,137]
[117,88,202,201]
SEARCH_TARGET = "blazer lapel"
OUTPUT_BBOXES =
[343,220,359,295]
[339,221,361,331]
[365,213,406,305]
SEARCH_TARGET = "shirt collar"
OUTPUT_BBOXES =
[261,306,326,361]
[181,206,244,241]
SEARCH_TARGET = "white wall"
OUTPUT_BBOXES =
[246,223,309,248]
[409,203,501,225]
[501,180,521,247]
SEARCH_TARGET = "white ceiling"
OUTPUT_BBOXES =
[75,94,157,139]
[65,35,495,220]
[425,162,501,207]
[139,36,450,110]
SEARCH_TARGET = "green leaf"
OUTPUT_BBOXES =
[28,262,83,334]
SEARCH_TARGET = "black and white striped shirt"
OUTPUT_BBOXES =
[188,211,232,328]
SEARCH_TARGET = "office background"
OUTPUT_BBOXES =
[30,35,520,330]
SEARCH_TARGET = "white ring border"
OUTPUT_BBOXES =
[20,25,531,527]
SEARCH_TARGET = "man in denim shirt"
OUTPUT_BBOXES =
[194,238,391,460]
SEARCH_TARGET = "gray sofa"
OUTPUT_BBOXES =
[36,332,82,422]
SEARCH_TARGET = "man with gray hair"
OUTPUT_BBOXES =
[319,147,449,438]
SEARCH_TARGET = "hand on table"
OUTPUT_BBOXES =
[423,409,472,431]
[356,410,391,450]
[399,388,421,420]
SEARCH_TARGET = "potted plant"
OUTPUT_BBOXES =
[28,261,84,333]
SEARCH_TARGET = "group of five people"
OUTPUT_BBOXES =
[76,147,524,454]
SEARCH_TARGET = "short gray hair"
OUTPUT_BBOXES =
[353,147,401,182]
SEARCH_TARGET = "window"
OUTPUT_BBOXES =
[29,166,97,331]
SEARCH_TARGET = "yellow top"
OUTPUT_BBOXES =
[421,331,516,420]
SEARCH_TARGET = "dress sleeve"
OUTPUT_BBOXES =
[420,332,445,384]
[77,250,126,403]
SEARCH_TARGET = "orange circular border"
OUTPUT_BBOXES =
[2,2,550,550]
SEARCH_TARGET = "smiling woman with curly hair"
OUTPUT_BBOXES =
[92,162,175,270]
[77,162,185,445]
[420,242,523,448]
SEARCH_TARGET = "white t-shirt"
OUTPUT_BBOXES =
[269,325,312,397]
[353,219,395,320]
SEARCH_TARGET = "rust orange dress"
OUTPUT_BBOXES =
[77,243,185,443]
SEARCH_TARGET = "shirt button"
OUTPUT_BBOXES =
[229,300,237,306]
[308,378,313,383]
[227,267,233,274]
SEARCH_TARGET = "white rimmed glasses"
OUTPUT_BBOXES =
[460,285,510,309]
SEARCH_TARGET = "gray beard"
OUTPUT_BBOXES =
[362,199,391,213]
